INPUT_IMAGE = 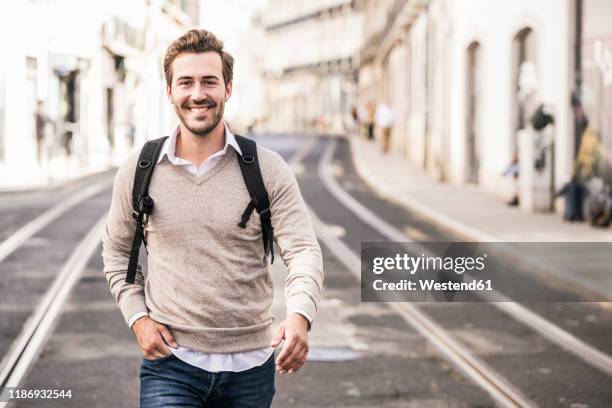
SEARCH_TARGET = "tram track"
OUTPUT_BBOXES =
[0,178,113,405]
[319,137,612,378]
[1,135,610,406]
[0,178,112,264]
[290,135,612,406]
[287,136,536,407]
[0,215,107,406]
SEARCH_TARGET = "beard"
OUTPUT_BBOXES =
[175,97,225,137]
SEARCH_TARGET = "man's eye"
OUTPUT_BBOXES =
[180,81,191,86]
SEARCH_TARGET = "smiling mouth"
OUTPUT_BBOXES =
[188,106,212,112]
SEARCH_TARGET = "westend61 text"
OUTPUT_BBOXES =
[373,279,493,292]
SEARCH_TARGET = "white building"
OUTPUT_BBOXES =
[359,0,609,213]
[438,0,575,204]
[0,0,199,190]
[258,0,364,133]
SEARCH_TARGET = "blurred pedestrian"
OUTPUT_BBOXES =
[344,104,359,137]
[359,101,375,141]
[575,125,603,181]
[574,126,611,225]
[556,175,586,222]
[503,152,520,206]
[351,104,358,125]
[102,29,323,408]
[34,100,54,165]
[375,101,395,154]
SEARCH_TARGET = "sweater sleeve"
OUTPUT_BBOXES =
[268,152,324,329]
[101,155,148,326]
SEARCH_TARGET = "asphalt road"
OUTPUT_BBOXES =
[0,134,610,407]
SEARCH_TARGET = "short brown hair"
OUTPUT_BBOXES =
[163,29,234,88]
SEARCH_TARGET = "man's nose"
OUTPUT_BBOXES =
[191,83,208,101]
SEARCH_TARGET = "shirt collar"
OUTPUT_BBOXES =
[157,121,242,164]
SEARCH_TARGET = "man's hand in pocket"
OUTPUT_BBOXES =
[132,316,178,360]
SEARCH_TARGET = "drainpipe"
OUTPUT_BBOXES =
[572,0,583,159]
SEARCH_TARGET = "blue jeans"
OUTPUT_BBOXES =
[139,352,276,407]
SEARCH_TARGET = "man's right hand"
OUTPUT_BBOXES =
[131,316,178,360]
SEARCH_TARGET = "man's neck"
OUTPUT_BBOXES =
[175,120,225,168]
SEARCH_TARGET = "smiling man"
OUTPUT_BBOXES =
[102,29,324,407]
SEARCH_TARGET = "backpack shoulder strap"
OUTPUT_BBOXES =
[131,136,169,215]
[234,134,275,264]
[126,136,168,284]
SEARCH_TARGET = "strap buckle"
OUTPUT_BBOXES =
[134,195,154,218]
[132,210,149,227]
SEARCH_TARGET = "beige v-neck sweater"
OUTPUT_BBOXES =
[102,144,323,353]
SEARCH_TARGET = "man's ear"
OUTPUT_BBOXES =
[225,81,233,101]
[166,84,173,103]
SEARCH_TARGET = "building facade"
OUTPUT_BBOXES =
[580,0,612,183]
[0,0,199,190]
[258,0,365,134]
[358,0,610,212]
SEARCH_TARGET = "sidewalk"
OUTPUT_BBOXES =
[348,136,612,300]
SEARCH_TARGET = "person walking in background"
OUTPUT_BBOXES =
[503,152,520,206]
[574,125,610,225]
[358,101,376,141]
[350,104,359,126]
[375,101,395,154]
[345,104,360,137]
[34,100,54,165]
[102,29,323,407]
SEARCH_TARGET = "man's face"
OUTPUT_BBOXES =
[167,51,232,137]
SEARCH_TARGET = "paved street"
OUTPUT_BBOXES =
[0,134,611,407]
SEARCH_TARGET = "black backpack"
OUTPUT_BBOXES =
[125,134,275,284]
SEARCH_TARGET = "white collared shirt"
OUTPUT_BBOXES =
[128,122,312,372]
[156,121,243,174]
